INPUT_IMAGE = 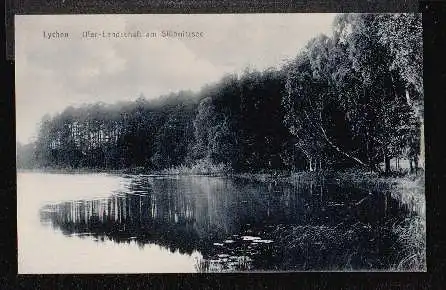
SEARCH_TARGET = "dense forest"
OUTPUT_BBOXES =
[17,14,423,175]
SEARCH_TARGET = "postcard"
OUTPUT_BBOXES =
[15,13,425,273]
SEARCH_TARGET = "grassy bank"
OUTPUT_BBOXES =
[230,169,425,271]
[266,217,425,271]
[343,172,426,271]
[160,159,232,176]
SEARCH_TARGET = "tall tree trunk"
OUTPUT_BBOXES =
[414,155,419,174]
[317,121,369,168]
[385,156,391,174]
[419,120,425,169]
[366,130,372,171]
[384,149,391,174]
[406,89,424,170]
[302,109,369,169]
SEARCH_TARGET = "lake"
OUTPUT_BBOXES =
[17,172,417,273]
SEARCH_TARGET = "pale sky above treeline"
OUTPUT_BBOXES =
[15,14,336,144]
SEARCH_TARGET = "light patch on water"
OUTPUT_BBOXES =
[17,172,129,205]
[242,236,261,241]
[70,233,91,237]
[18,226,203,273]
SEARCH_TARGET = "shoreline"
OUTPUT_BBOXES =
[17,167,425,212]
[17,167,424,184]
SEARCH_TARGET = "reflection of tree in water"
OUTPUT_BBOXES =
[39,175,410,271]
[39,176,244,255]
[40,182,201,254]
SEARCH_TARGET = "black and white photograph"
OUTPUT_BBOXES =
[15,13,425,273]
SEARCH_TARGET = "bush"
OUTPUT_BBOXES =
[162,158,232,175]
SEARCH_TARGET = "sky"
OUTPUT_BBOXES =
[15,13,337,144]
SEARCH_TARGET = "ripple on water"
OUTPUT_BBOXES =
[252,239,274,244]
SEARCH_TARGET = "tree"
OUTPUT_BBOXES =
[375,13,424,171]
[282,14,422,174]
[29,13,422,175]
[334,13,419,173]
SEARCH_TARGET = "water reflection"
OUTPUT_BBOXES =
[39,175,411,271]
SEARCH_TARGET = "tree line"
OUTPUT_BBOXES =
[17,14,423,174]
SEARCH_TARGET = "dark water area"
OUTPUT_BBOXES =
[27,173,417,272]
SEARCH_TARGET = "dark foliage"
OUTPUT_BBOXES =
[18,14,423,174]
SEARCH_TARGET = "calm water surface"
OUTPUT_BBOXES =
[17,172,413,273]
